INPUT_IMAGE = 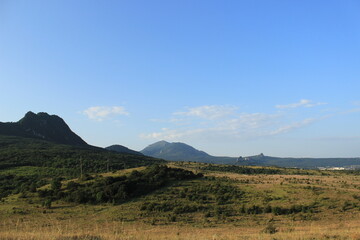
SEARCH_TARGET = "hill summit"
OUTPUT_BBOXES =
[106,144,144,156]
[141,140,236,164]
[0,111,87,146]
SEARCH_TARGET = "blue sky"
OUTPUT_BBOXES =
[1,0,360,157]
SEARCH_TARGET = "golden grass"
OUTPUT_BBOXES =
[1,217,360,240]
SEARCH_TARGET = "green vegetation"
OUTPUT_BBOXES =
[140,177,244,217]
[0,174,40,199]
[38,165,202,204]
[136,175,320,224]
[0,135,162,173]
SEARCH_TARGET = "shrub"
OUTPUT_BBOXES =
[51,178,62,192]
[263,223,277,234]
[42,199,52,209]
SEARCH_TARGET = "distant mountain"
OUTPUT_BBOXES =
[106,144,143,156]
[0,111,87,146]
[141,141,236,164]
[236,153,360,169]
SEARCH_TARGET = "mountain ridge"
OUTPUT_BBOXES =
[0,111,87,146]
[236,153,360,169]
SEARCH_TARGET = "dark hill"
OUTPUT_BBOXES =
[0,134,164,175]
[0,111,87,146]
[0,134,164,199]
[106,144,143,156]
[141,141,236,164]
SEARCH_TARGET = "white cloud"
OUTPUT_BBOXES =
[352,101,360,106]
[276,99,327,109]
[174,105,237,120]
[269,118,316,135]
[220,113,279,130]
[344,108,360,114]
[141,128,206,140]
[141,116,315,141]
[83,106,129,121]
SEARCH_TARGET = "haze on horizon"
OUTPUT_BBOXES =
[1,1,360,158]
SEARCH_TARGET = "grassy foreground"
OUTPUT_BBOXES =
[1,218,360,240]
[2,163,360,239]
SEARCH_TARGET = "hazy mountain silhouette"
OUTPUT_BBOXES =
[141,140,236,164]
[142,141,360,168]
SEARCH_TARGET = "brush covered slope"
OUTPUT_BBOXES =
[141,140,236,164]
[38,165,202,205]
[0,134,164,199]
[0,111,87,146]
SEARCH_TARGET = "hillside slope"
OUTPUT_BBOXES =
[0,135,163,173]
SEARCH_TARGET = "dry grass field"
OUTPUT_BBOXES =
[1,213,360,240]
[2,163,360,239]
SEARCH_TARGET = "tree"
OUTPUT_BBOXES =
[43,199,52,209]
[51,178,62,192]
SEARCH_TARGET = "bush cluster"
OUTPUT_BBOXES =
[38,165,202,205]
[240,204,314,215]
[0,174,42,199]
[140,178,244,217]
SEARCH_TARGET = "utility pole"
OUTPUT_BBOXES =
[80,157,83,179]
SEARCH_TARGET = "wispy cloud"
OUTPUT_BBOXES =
[141,128,206,140]
[174,105,237,120]
[269,118,317,135]
[276,99,327,109]
[352,101,360,106]
[344,108,360,114]
[83,106,129,121]
[219,113,279,130]
[141,104,322,141]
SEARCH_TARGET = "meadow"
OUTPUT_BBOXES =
[1,162,360,239]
